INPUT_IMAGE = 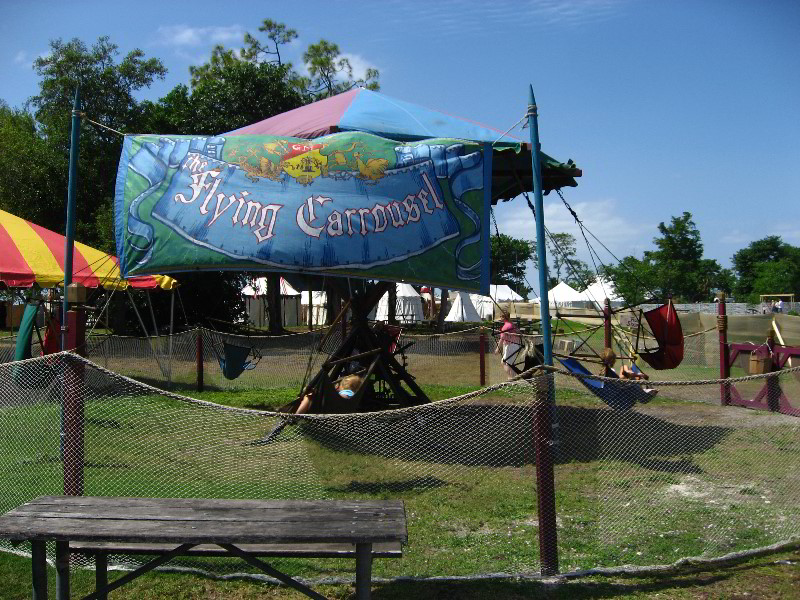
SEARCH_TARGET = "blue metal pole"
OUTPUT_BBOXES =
[528,85,552,366]
[62,87,81,351]
[528,84,559,576]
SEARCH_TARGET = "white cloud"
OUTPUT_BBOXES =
[720,228,751,246]
[771,222,800,245]
[12,49,49,70]
[154,24,245,48]
[493,195,653,287]
[526,0,625,26]
[339,53,379,82]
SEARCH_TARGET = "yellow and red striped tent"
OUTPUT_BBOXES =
[0,209,176,290]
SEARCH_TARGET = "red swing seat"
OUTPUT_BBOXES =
[637,300,684,370]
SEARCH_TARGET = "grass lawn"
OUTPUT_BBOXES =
[0,545,796,599]
[1,346,798,598]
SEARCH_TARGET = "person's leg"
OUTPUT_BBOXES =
[296,394,312,414]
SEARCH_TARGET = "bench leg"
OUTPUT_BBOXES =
[355,543,373,600]
[95,552,108,600]
[31,541,47,600]
[55,541,70,600]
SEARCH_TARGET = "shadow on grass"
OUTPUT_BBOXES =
[370,546,800,599]
[328,475,450,495]
[298,404,730,470]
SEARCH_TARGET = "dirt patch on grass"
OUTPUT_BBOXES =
[638,402,799,429]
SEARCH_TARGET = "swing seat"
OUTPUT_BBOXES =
[557,357,656,410]
[638,301,684,370]
[12,304,57,389]
[218,342,258,380]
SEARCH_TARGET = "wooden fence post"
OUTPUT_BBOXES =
[533,374,558,575]
[63,309,85,496]
[718,296,730,406]
[196,328,204,392]
[479,327,486,386]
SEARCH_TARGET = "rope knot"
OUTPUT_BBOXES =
[527,104,538,118]
[717,315,727,332]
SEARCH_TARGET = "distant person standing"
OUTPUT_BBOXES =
[496,313,522,379]
[777,299,784,313]
[771,300,778,313]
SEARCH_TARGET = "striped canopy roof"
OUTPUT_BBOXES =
[0,209,176,290]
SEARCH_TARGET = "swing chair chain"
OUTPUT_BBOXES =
[556,189,582,224]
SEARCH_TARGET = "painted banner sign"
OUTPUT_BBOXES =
[115,132,491,293]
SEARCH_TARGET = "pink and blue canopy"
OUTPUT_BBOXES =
[226,89,580,202]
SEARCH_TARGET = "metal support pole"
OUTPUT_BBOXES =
[62,87,81,351]
[168,289,175,389]
[146,290,160,337]
[528,84,558,576]
[307,288,312,330]
[196,328,204,392]
[55,540,70,600]
[355,543,374,600]
[718,296,730,406]
[32,540,48,600]
[479,326,486,386]
[604,298,612,375]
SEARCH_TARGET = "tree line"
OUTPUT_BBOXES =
[0,19,379,331]
[492,211,800,305]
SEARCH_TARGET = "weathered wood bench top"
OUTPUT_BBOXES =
[0,496,408,545]
[0,496,407,600]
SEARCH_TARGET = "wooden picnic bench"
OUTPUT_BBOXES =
[0,495,407,600]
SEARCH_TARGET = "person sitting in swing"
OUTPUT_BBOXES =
[295,374,364,414]
[602,348,650,381]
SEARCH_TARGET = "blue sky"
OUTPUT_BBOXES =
[2,0,798,293]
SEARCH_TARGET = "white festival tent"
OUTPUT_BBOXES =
[470,284,525,320]
[241,277,303,327]
[581,277,623,308]
[445,291,482,322]
[535,281,587,308]
[300,289,328,326]
[242,277,301,297]
[373,283,424,323]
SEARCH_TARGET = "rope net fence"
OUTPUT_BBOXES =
[0,348,798,583]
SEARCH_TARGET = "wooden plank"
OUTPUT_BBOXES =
[70,541,403,558]
[22,496,403,512]
[0,515,407,544]
[11,505,403,523]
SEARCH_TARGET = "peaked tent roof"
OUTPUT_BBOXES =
[242,277,300,297]
[534,281,585,305]
[491,284,524,302]
[469,293,494,320]
[445,291,482,322]
[226,88,581,203]
[582,277,622,304]
[0,209,176,290]
[375,283,423,323]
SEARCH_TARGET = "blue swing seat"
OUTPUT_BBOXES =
[218,342,258,380]
[557,357,657,410]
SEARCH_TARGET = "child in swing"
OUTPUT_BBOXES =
[601,348,650,381]
[295,374,364,414]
